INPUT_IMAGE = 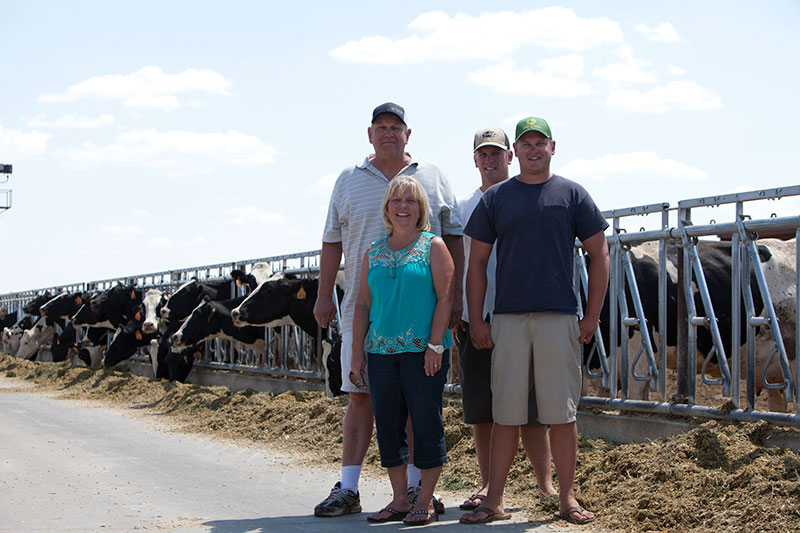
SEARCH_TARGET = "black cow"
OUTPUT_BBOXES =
[104,315,159,369]
[22,292,52,316]
[86,285,143,327]
[0,309,18,329]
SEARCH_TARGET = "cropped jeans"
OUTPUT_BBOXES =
[366,350,449,470]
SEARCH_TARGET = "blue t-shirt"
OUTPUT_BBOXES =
[465,175,608,315]
[365,232,453,354]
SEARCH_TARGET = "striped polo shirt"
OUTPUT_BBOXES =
[322,154,462,334]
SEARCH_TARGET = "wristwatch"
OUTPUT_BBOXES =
[427,343,445,354]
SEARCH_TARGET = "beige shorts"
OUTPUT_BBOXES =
[490,312,582,425]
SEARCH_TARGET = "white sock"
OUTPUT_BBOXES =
[340,465,362,493]
[407,464,421,489]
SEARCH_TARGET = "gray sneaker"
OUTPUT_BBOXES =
[407,484,445,515]
[314,481,362,517]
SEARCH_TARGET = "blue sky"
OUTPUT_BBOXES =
[1,1,799,294]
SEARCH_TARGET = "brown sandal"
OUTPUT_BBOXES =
[458,492,486,510]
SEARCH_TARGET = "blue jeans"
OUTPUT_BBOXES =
[367,351,449,469]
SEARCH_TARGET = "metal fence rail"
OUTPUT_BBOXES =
[1,186,798,426]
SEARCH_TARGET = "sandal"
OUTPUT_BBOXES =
[366,506,408,523]
[459,492,486,510]
[459,506,511,524]
[557,506,595,525]
[403,509,438,526]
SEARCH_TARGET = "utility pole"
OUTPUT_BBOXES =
[1,164,12,213]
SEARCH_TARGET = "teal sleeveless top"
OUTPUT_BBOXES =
[365,232,453,355]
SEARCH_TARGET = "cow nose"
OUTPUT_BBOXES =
[142,321,155,333]
[231,308,242,321]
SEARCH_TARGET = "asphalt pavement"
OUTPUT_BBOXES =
[0,378,585,532]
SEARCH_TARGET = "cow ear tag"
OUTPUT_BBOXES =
[235,279,242,288]
[130,290,136,299]
[134,330,142,340]
[296,286,307,300]
[134,311,142,321]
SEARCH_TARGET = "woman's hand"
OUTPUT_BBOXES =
[424,348,443,376]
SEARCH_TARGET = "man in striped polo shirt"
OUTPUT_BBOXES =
[313,102,463,517]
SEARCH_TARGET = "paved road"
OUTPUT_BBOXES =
[0,378,582,532]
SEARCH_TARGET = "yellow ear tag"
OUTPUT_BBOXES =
[134,311,141,321]
[130,290,136,299]
[296,286,307,300]
[135,330,142,340]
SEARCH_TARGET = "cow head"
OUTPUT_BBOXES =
[171,298,219,348]
[142,288,166,334]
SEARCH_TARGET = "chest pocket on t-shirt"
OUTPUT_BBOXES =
[540,204,570,231]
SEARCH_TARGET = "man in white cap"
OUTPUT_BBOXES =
[313,102,463,518]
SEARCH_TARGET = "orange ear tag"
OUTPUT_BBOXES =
[296,286,307,300]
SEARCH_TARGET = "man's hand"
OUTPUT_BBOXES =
[449,299,463,330]
[313,296,336,328]
[578,316,599,344]
[470,318,493,350]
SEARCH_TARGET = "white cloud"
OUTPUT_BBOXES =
[559,151,708,182]
[0,125,49,160]
[149,236,173,248]
[469,57,592,97]
[56,129,277,173]
[330,8,623,64]
[308,172,339,195]
[593,45,656,84]
[133,209,153,217]
[26,113,115,129]
[38,66,232,110]
[635,22,681,43]
[100,225,145,239]
[668,65,686,76]
[219,206,285,226]
[606,81,723,113]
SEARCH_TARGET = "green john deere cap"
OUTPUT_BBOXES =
[515,116,552,141]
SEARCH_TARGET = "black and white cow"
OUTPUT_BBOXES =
[171,296,265,352]
[2,315,36,356]
[231,274,344,396]
[588,238,796,411]
[40,291,91,321]
[141,288,167,334]
[160,277,236,322]
[230,262,274,292]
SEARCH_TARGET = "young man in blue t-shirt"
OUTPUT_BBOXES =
[461,117,609,526]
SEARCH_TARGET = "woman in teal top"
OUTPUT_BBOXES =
[352,176,454,526]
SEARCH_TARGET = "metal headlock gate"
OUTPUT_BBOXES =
[1,186,798,426]
[579,185,800,427]
[0,250,332,382]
